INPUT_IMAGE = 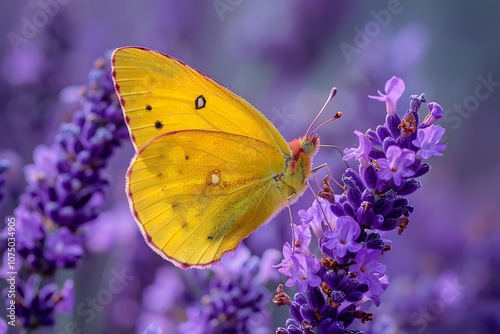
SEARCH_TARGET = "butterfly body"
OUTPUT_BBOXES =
[112,47,319,269]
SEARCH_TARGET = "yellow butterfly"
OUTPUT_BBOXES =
[111,47,337,269]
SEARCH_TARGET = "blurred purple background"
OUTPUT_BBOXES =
[1,1,499,333]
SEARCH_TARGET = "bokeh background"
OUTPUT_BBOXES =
[1,1,499,333]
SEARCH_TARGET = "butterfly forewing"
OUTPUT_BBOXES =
[111,47,290,155]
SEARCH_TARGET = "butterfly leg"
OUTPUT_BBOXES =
[285,196,297,252]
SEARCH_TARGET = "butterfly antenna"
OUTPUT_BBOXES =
[311,112,342,134]
[306,87,338,136]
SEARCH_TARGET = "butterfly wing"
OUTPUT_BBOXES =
[128,130,288,269]
[111,47,290,155]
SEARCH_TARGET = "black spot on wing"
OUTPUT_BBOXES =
[154,120,163,130]
[145,104,153,112]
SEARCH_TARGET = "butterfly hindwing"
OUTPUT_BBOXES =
[127,130,288,268]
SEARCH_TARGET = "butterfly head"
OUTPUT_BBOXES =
[282,134,320,202]
[301,133,320,155]
[289,133,320,169]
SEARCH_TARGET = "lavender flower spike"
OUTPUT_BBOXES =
[275,76,447,333]
[1,56,127,330]
[178,245,277,333]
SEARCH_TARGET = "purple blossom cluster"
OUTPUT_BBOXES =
[275,77,446,333]
[0,56,128,329]
[177,246,280,334]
